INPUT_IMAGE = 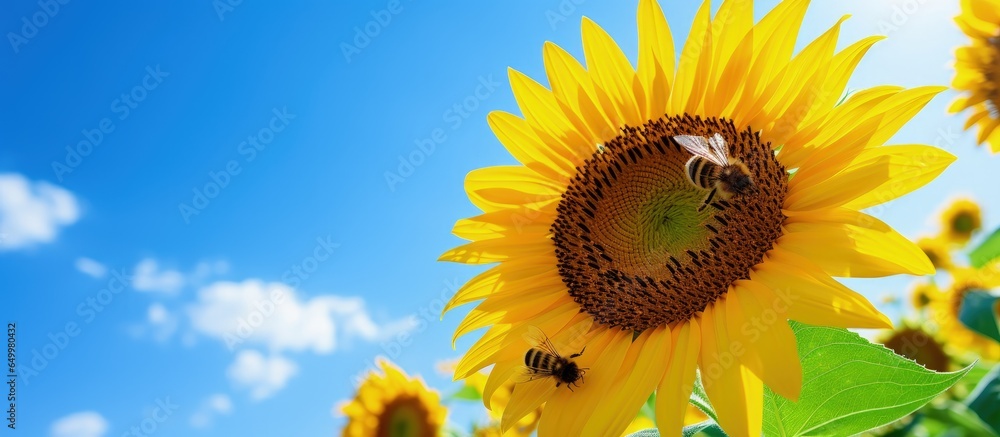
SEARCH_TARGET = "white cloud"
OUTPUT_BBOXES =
[190,260,229,283]
[50,411,108,437]
[74,257,107,278]
[147,303,177,341]
[226,351,297,400]
[187,280,414,354]
[0,173,79,251]
[133,258,185,294]
[189,394,233,429]
[207,394,233,414]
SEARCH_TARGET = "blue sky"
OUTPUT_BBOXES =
[2,0,999,436]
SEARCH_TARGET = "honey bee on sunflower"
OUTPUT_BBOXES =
[439,1,954,436]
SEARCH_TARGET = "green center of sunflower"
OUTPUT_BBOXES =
[882,327,949,372]
[552,115,788,331]
[377,396,434,437]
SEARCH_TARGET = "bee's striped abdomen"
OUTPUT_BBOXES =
[525,348,554,372]
[685,156,715,190]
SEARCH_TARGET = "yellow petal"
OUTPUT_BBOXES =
[796,36,884,130]
[582,18,643,127]
[655,319,701,435]
[751,248,892,329]
[455,302,583,377]
[967,0,1000,23]
[780,208,934,277]
[583,327,672,435]
[636,0,675,119]
[868,86,947,147]
[509,68,594,163]
[487,111,575,181]
[669,0,712,115]
[779,86,900,167]
[978,116,1000,144]
[699,304,763,437]
[483,359,520,410]
[747,15,846,132]
[543,41,616,141]
[536,328,631,436]
[501,378,557,432]
[734,0,809,124]
[708,25,754,117]
[842,145,956,210]
[725,285,802,401]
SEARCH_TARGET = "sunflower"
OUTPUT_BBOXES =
[878,322,951,372]
[939,198,983,245]
[910,281,939,311]
[928,267,1000,360]
[950,0,1000,153]
[340,359,447,437]
[439,1,953,435]
[916,236,953,270]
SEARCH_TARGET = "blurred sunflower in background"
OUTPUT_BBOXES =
[916,236,954,270]
[439,0,953,435]
[910,282,939,311]
[927,267,1000,361]
[939,198,983,245]
[340,359,447,437]
[950,0,1000,153]
[878,323,951,372]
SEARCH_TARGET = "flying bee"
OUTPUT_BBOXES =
[518,326,588,390]
[673,133,755,211]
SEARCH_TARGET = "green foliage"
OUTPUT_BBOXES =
[921,401,998,436]
[967,365,1000,434]
[760,322,971,436]
[958,290,1000,342]
[970,227,1000,268]
[690,375,719,423]
[624,421,726,437]
[447,384,482,402]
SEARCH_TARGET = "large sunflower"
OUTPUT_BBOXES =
[340,359,447,437]
[950,0,1000,153]
[440,1,954,435]
[928,267,1000,360]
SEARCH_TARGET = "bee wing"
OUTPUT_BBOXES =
[522,326,561,357]
[674,135,728,167]
[513,366,555,384]
[708,133,730,161]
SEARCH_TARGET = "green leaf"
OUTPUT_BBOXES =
[624,421,727,437]
[761,322,972,436]
[971,227,1000,268]
[447,384,482,402]
[690,374,719,423]
[639,392,656,422]
[958,290,1000,343]
[923,401,998,437]
[967,364,1000,434]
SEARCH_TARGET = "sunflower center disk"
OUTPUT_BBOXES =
[377,396,434,437]
[552,115,788,331]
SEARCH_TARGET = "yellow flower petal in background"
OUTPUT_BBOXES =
[949,0,1000,153]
